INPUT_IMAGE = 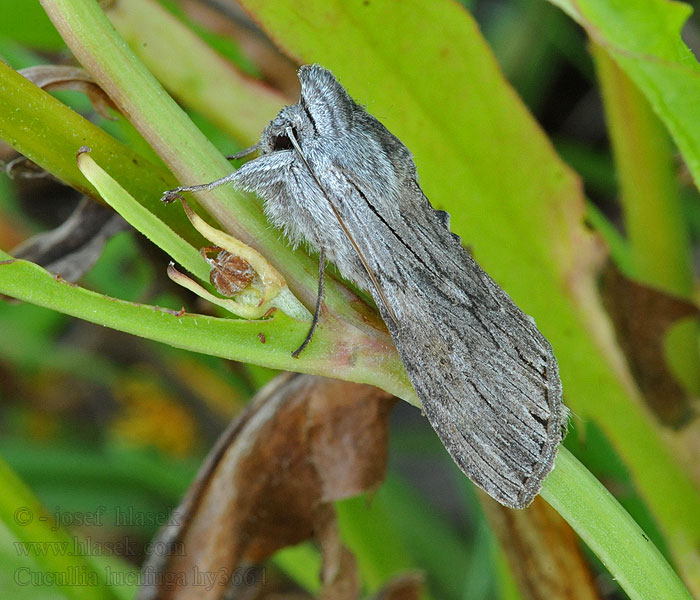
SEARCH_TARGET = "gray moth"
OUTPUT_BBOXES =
[166,64,567,508]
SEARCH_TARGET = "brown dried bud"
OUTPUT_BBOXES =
[203,247,256,296]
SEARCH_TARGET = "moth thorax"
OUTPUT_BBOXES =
[203,247,256,296]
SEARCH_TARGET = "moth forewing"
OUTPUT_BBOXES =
[330,171,564,508]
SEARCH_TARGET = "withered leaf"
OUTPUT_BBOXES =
[601,265,698,426]
[2,155,55,180]
[371,573,423,600]
[138,373,395,600]
[10,197,128,282]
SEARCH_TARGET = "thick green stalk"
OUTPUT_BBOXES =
[105,0,288,145]
[594,46,691,295]
[0,257,413,400]
[592,43,700,395]
[541,448,693,600]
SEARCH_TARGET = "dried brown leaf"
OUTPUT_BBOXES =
[371,573,424,600]
[315,504,359,600]
[138,374,395,600]
[481,494,600,600]
[601,265,698,426]
[11,197,128,282]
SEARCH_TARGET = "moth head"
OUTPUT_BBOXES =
[259,106,307,154]
[259,65,355,154]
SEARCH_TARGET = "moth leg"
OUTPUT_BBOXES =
[161,171,239,204]
[291,247,326,358]
[162,143,262,203]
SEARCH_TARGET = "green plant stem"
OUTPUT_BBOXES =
[105,0,288,145]
[541,447,693,600]
[593,45,691,295]
[0,257,413,401]
[592,43,700,395]
[546,0,700,191]
[585,200,632,274]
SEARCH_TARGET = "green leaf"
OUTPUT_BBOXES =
[382,474,476,600]
[547,0,700,191]
[0,456,126,600]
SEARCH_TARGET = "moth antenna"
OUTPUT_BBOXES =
[285,126,399,325]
